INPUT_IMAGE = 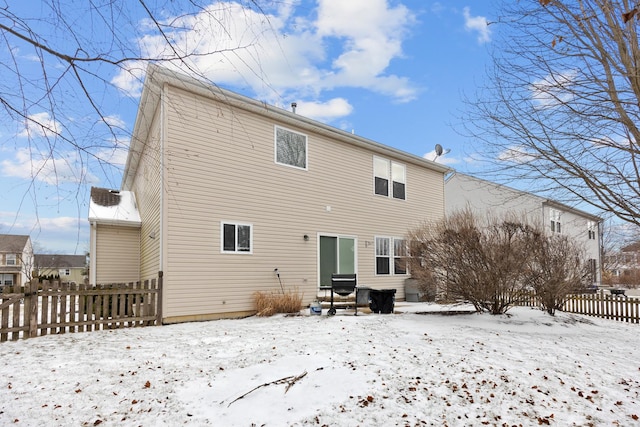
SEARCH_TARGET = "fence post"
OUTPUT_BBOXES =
[29,279,38,338]
[156,271,163,325]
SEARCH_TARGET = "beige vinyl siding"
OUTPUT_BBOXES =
[39,267,85,284]
[132,104,162,281]
[160,85,444,320]
[95,224,141,284]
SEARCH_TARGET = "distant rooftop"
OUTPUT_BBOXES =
[0,234,30,252]
[35,254,86,268]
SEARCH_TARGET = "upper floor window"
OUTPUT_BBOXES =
[550,209,562,234]
[59,269,70,276]
[275,126,307,170]
[5,254,16,266]
[373,157,406,200]
[587,221,597,240]
[375,236,408,275]
[221,222,252,254]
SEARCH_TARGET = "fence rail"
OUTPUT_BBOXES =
[0,275,162,342]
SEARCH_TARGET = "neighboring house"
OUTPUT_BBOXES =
[34,254,88,284]
[0,234,34,288]
[603,242,640,287]
[445,172,602,285]
[89,64,449,324]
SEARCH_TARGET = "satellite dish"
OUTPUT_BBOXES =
[434,144,443,156]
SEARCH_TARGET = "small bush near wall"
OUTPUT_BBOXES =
[254,289,303,316]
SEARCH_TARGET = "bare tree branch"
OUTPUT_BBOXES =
[464,0,640,226]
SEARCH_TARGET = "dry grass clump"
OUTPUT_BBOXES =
[254,289,303,316]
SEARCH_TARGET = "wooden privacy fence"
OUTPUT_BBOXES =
[0,274,162,342]
[516,290,640,324]
[562,291,640,323]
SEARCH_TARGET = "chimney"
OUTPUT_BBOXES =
[291,102,297,114]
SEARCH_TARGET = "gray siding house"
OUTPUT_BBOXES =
[445,172,602,285]
[90,64,449,323]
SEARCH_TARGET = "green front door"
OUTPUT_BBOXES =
[319,235,356,288]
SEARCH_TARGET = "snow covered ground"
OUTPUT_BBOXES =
[1,303,640,426]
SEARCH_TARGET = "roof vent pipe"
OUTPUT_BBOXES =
[291,102,297,114]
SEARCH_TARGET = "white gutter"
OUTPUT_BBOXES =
[87,218,142,227]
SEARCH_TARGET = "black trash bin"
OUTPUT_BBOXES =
[369,289,396,314]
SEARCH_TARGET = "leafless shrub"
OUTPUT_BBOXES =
[526,234,590,316]
[253,289,303,317]
[408,209,587,315]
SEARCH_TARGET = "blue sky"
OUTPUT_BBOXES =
[0,0,494,254]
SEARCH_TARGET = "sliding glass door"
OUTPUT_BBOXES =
[319,235,356,288]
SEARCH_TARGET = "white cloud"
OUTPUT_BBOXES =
[529,70,577,109]
[95,138,130,167]
[0,211,88,254]
[1,148,98,185]
[36,216,85,230]
[18,112,62,138]
[102,115,127,130]
[497,145,537,164]
[431,3,444,14]
[291,98,353,122]
[463,7,491,44]
[112,0,418,111]
[0,211,84,232]
[111,62,147,98]
[314,0,415,100]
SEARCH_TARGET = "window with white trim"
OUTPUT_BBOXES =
[587,221,596,240]
[394,238,408,274]
[550,209,562,234]
[1,274,13,286]
[392,162,406,200]
[373,157,405,200]
[374,157,390,196]
[59,269,70,276]
[375,237,408,275]
[275,126,307,170]
[221,222,253,254]
[5,254,16,266]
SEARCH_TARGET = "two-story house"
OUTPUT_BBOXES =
[89,64,449,324]
[445,172,602,285]
[34,254,88,284]
[0,234,33,289]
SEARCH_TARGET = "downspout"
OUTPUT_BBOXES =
[90,221,97,284]
[159,82,166,320]
[160,84,165,273]
[598,219,603,287]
